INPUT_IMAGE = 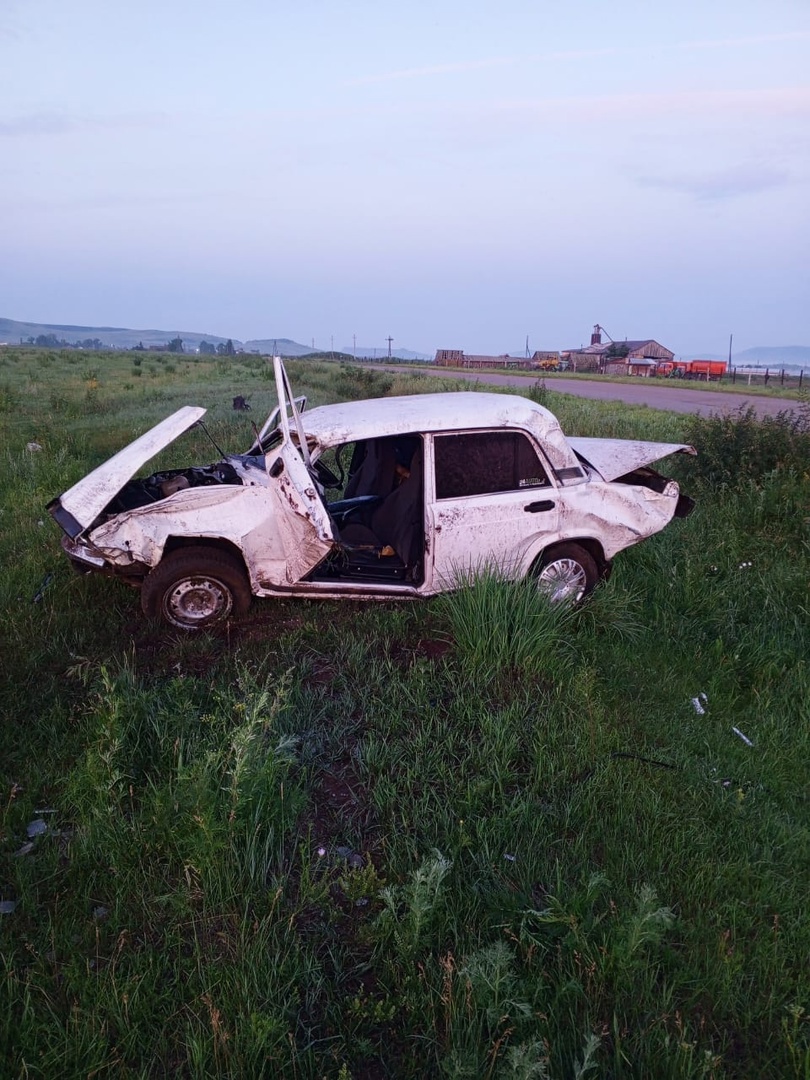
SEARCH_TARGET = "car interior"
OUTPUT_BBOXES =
[307,434,426,585]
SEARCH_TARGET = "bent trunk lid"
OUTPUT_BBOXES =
[568,437,696,482]
[48,406,207,538]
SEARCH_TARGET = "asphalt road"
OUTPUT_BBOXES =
[372,366,800,419]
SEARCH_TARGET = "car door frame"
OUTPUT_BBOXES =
[255,358,336,585]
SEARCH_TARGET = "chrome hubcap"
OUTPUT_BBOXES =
[164,577,232,628]
[536,558,587,603]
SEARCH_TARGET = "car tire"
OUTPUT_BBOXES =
[534,543,600,604]
[141,548,252,630]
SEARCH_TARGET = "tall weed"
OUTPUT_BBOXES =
[434,567,575,685]
[682,401,810,489]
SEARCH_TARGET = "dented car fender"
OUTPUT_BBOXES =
[554,479,681,560]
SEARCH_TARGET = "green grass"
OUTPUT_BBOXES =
[0,350,808,1078]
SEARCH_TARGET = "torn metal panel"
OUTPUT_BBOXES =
[568,437,696,482]
[263,443,334,582]
[89,486,286,569]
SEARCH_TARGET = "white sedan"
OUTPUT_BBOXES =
[48,359,695,629]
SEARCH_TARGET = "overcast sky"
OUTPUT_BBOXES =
[2,0,808,355]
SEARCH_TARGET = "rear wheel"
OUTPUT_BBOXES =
[534,543,599,604]
[141,548,252,630]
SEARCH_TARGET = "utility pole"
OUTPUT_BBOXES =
[330,335,334,360]
[728,333,733,368]
[353,334,356,359]
[525,335,530,358]
[387,335,393,359]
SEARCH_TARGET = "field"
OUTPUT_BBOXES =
[1,349,809,1079]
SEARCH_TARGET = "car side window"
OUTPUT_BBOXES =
[434,431,551,499]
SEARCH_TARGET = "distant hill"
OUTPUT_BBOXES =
[243,338,320,357]
[0,317,236,351]
[733,346,810,369]
[0,317,311,355]
[0,316,434,359]
[0,316,429,359]
[346,346,432,361]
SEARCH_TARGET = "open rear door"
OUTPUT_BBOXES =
[266,357,335,582]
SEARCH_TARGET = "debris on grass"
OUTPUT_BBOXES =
[26,819,47,838]
[0,900,16,914]
[732,726,754,747]
[691,692,708,715]
[31,572,54,604]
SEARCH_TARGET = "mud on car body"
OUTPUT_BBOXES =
[48,358,695,629]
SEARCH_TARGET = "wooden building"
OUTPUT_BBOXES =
[561,327,674,376]
[435,349,464,365]
[435,349,559,370]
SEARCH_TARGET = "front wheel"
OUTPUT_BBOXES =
[141,548,252,630]
[533,543,599,604]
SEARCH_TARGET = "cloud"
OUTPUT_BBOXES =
[345,56,516,87]
[344,48,619,86]
[636,164,792,201]
[677,30,810,51]
[0,113,72,136]
[499,85,810,124]
[343,32,810,88]
[0,112,166,137]
[4,189,230,213]
[0,0,26,41]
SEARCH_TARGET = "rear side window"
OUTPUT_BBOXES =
[434,431,550,499]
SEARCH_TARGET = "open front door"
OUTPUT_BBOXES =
[266,357,335,583]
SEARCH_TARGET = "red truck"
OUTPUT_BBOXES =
[657,360,727,381]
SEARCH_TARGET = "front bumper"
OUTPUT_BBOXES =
[61,534,107,571]
[60,535,146,583]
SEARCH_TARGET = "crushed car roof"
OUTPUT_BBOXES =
[298,392,581,471]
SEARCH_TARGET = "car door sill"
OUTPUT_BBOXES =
[255,580,423,598]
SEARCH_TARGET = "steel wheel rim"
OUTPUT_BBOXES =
[164,576,233,628]
[536,558,587,603]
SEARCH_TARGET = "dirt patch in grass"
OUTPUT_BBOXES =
[308,746,379,851]
[415,637,453,662]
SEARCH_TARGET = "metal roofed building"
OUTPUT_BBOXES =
[561,326,674,375]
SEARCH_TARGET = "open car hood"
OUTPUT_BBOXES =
[568,437,696,482]
[48,406,207,538]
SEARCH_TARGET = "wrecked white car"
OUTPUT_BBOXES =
[48,358,695,629]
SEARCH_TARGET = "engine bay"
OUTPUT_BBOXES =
[105,462,243,515]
